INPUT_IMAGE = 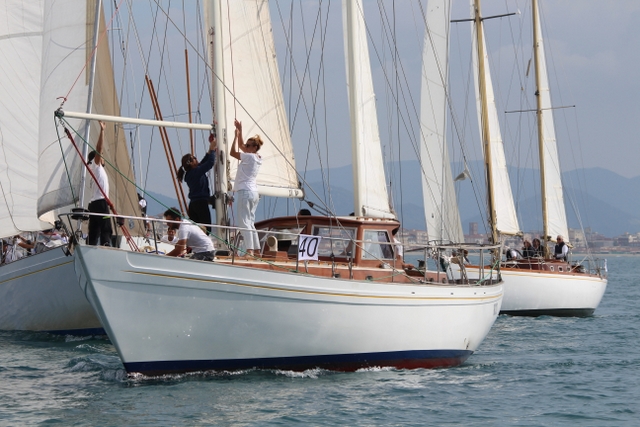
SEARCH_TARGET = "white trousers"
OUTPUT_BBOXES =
[237,190,260,250]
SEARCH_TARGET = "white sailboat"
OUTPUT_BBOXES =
[470,0,607,316]
[67,0,502,376]
[0,0,143,333]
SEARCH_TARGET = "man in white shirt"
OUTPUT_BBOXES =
[87,121,112,246]
[163,208,215,261]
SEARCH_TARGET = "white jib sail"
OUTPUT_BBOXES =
[37,0,90,217]
[343,0,395,220]
[0,1,52,237]
[533,1,569,241]
[471,3,521,236]
[420,0,464,243]
[215,0,302,199]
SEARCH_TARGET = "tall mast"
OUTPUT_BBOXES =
[78,0,103,208]
[532,0,548,241]
[206,0,229,237]
[472,0,498,245]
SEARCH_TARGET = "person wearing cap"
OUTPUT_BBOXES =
[554,235,569,261]
[87,121,112,246]
[230,119,263,257]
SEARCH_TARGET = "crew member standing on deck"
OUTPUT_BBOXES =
[87,121,112,246]
[230,119,263,257]
[177,133,217,233]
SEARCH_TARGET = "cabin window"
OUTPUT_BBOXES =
[362,230,394,260]
[550,266,555,272]
[311,226,356,258]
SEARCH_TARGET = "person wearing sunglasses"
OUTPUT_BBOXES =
[230,119,263,256]
[177,132,217,233]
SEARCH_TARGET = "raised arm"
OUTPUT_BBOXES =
[95,121,105,164]
[230,119,245,160]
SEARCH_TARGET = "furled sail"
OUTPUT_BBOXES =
[0,1,50,238]
[533,0,569,242]
[420,0,464,243]
[209,0,303,199]
[343,0,395,220]
[38,0,140,225]
[471,2,521,237]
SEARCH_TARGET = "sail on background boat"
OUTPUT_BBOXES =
[0,1,49,237]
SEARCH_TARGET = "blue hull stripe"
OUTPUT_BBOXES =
[124,349,473,376]
[500,308,595,317]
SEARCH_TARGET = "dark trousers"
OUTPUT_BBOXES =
[188,199,212,233]
[88,199,113,246]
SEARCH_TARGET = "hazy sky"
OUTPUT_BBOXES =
[105,0,640,200]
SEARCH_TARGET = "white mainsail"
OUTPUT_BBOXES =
[532,0,569,242]
[471,1,521,237]
[38,0,139,222]
[0,1,50,237]
[207,0,303,200]
[343,0,395,220]
[420,0,464,243]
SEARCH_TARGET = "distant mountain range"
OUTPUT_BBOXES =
[144,162,640,238]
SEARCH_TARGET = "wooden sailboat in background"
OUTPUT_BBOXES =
[69,0,502,376]
[470,0,607,316]
[0,0,142,333]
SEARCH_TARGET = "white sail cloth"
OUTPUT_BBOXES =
[420,0,464,243]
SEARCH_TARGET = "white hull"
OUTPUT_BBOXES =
[500,268,607,316]
[0,247,102,334]
[75,245,503,375]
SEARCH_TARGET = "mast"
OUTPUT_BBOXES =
[531,0,569,245]
[204,0,230,238]
[472,0,498,245]
[532,0,548,242]
[344,0,362,216]
[78,0,103,209]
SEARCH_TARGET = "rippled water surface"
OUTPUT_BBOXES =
[1,257,638,426]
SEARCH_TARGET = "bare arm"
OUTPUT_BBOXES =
[230,119,246,161]
[95,121,105,164]
[166,238,187,257]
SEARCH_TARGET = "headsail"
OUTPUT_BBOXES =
[343,0,395,220]
[532,0,569,242]
[38,1,139,224]
[471,1,521,238]
[208,0,303,200]
[0,1,50,237]
[420,0,464,243]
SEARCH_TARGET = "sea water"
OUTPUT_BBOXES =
[0,257,638,426]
